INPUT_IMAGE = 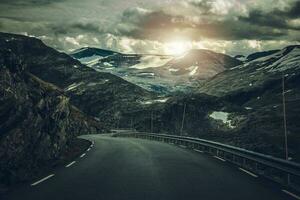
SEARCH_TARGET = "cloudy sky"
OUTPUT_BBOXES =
[0,0,299,55]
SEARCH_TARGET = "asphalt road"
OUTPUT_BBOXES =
[2,134,296,200]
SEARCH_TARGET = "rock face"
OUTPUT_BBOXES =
[0,41,103,186]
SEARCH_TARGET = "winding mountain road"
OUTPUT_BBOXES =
[3,134,296,200]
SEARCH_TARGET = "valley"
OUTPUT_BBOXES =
[0,32,299,193]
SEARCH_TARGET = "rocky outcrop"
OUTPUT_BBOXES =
[0,49,103,186]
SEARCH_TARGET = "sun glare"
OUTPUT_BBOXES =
[164,40,190,55]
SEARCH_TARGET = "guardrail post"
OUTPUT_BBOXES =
[255,162,258,173]
[287,174,291,186]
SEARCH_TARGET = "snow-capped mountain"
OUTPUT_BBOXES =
[71,48,241,93]
[199,45,300,97]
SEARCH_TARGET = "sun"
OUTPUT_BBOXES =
[164,40,190,55]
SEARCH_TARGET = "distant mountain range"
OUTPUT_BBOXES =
[71,48,241,94]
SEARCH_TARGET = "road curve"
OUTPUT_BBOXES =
[2,134,295,200]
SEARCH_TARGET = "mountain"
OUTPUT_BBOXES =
[71,47,118,58]
[199,45,300,97]
[0,33,155,129]
[71,48,241,94]
[234,55,246,61]
[153,49,241,82]
[246,49,281,62]
[0,45,103,188]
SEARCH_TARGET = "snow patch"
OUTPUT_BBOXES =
[66,82,84,91]
[130,56,172,69]
[79,55,102,66]
[189,66,198,76]
[140,98,169,105]
[139,72,155,77]
[103,62,113,67]
[169,68,179,72]
[209,111,235,128]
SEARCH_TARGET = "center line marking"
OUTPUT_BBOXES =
[282,190,300,200]
[66,161,76,168]
[193,149,203,153]
[31,174,55,186]
[239,168,258,178]
[80,153,86,158]
[214,156,226,162]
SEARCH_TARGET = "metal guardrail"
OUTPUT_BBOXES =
[115,132,300,192]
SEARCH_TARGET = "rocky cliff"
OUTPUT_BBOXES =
[0,49,103,187]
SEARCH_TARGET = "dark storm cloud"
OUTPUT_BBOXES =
[113,6,290,42]
[281,0,300,18]
[239,1,300,30]
[115,8,188,39]
[0,0,64,7]
[190,21,288,40]
[47,22,105,35]
[0,0,299,53]
[0,15,104,36]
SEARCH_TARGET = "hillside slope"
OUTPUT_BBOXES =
[0,33,155,128]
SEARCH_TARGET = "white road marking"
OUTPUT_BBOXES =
[31,174,55,186]
[282,190,300,200]
[65,161,76,168]
[87,148,91,152]
[179,145,187,148]
[80,153,86,158]
[90,144,93,148]
[193,149,203,153]
[239,168,258,178]
[214,156,226,162]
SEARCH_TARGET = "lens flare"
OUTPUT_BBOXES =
[164,40,191,55]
